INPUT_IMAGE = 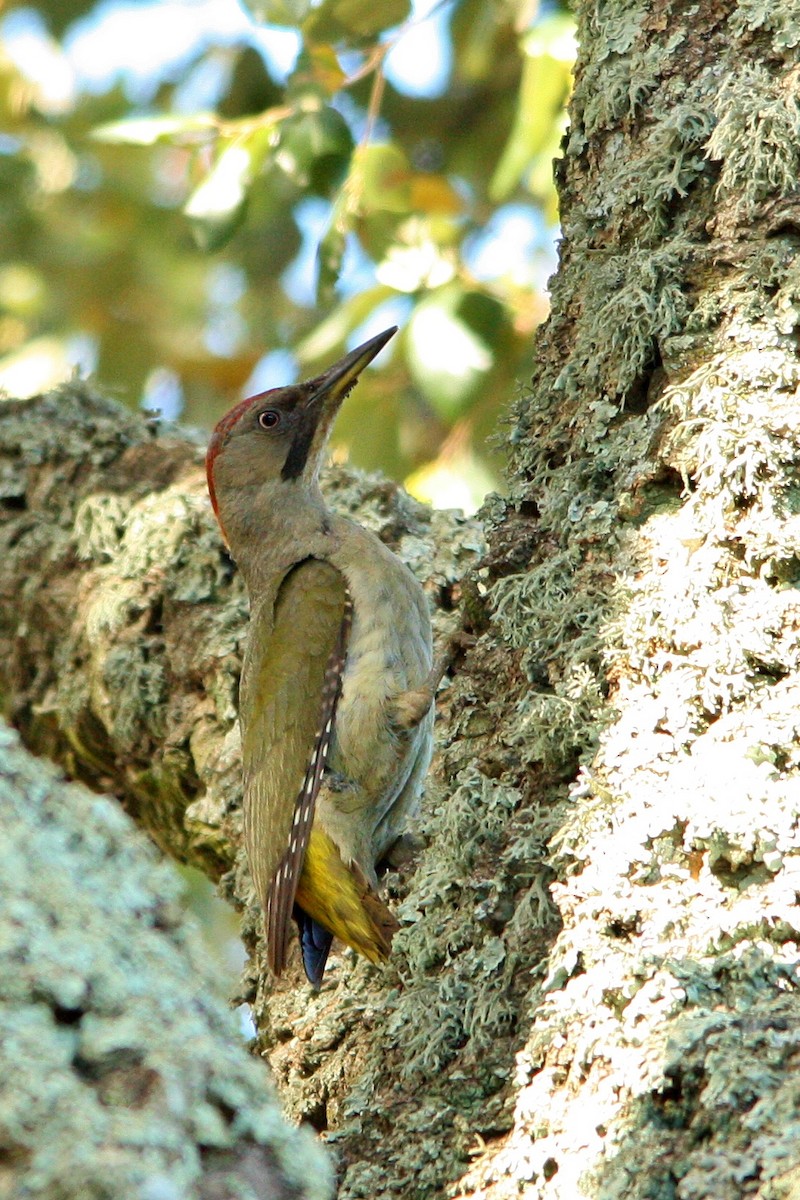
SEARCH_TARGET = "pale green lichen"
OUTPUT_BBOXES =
[0,721,333,1200]
[330,766,536,1126]
[542,247,692,408]
[621,103,716,236]
[454,3,800,1197]
[479,321,800,1198]
[729,0,800,50]
[708,66,800,216]
[576,6,687,137]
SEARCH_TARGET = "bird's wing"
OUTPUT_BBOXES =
[239,557,351,977]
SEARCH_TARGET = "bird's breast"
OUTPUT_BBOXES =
[328,539,431,783]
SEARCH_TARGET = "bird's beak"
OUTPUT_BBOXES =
[281,327,397,482]
[306,326,397,415]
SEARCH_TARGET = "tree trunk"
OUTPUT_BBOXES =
[4,2,800,1197]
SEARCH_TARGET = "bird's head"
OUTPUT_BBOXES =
[206,327,396,546]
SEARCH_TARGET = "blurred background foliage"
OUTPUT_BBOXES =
[0,0,574,512]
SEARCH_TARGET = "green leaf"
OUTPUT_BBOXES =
[91,113,218,146]
[240,0,312,26]
[316,217,346,306]
[184,122,279,251]
[450,0,511,84]
[291,45,348,96]
[296,285,396,364]
[29,0,98,37]
[218,46,283,119]
[303,0,410,42]
[276,107,353,194]
[356,143,412,214]
[185,141,254,252]
[0,264,46,319]
[490,15,574,202]
[407,286,497,421]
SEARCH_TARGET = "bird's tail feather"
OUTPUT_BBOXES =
[294,908,334,988]
[294,827,399,972]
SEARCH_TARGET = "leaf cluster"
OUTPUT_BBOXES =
[0,0,573,505]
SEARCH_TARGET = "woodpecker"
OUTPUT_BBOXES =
[206,328,438,986]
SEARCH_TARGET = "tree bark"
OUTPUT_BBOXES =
[4,2,800,1197]
[0,719,332,1200]
[457,2,800,1197]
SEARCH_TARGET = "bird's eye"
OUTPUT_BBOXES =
[258,410,281,430]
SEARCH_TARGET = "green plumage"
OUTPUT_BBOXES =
[239,558,347,968]
[207,327,436,985]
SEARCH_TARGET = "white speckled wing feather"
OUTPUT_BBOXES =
[239,557,349,975]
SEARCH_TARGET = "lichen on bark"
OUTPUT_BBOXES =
[452,1,800,1197]
[0,720,332,1200]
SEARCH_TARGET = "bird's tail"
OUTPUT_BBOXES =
[294,826,399,982]
[294,909,334,988]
